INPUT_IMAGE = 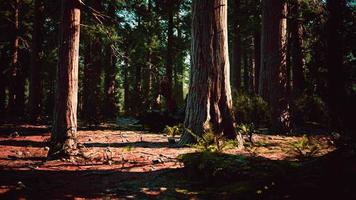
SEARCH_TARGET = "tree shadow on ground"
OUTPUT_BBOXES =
[0,126,50,136]
[0,148,355,200]
[0,140,47,148]
[84,141,184,149]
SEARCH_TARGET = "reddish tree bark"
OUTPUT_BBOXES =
[49,0,81,159]
[180,0,241,147]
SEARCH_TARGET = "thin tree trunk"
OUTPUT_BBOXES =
[48,0,80,159]
[103,45,118,119]
[180,0,241,147]
[29,0,44,122]
[8,0,20,117]
[123,51,130,114]
[253,30,261,94]
[260,0,290,133]
[174,5,184,107]
[232,0,242,91]
[166,0,174,110]
[0,49,6,117]
[243,51,249,92]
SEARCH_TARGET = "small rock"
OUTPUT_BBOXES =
[152,159,162,164]
[17,181,26,189]
[16,151,23,157]
[10,131,20,138]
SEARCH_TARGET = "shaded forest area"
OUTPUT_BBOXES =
[0,0,355,199]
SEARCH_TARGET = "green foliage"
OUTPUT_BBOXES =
[294,93,329,124]
[233,91,269,125]
[188,124,239,153]
[164,124,184,137]
[289,135,320,160]
[237,123,256,144]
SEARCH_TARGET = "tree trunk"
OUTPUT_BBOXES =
[166,0,174,111]
[174,6,184,107]
[243,51,249,92]
[253,30,261,94]
[29,0,44,122]
[231,0,242,91]
[0,49,6,117]
[260,0,290,133]
[48,0,80,159]
[123,51,130,114]
[326,0,350,132]
[8,0,20,117]
[289,0,304,97]
[103,45,118,119]
[180,0,241,147]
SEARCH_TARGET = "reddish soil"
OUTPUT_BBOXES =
[0,124,339,199]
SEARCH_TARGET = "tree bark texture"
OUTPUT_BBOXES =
[289,0,305,97]
[259,0,291,133]
[180,0,240,146]
[49,0,80,158]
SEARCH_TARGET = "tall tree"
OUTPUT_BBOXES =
[29,0,44,122]
[165,0,175,112]
[48,0,81,158]
[259,0,290,132]
[253,30,261,94]
[231,0,242,91]
[8,0,22,117]
[103,45,118,119]
[326,0,349,132]
[288,0,305,97]
[180,0,242,146]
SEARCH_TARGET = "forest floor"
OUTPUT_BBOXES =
[0,122,355,199]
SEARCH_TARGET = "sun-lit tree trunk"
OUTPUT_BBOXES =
[29,0,44,122]
[180,0,241,147]
[260,0,290,133]
[48,0,80,159]
[231,0,242,91]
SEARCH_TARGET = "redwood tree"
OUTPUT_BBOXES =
[289,0,305,97]
[180,0,241,146]
[259,0,290,133]
[48,0,81,158]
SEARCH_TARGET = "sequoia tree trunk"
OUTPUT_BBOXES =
[289,0,305,97]
[180,0,241,147]
[260,0,291,133]
[48,0,80,159]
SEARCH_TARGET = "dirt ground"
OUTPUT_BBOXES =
[0,123,344,199]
